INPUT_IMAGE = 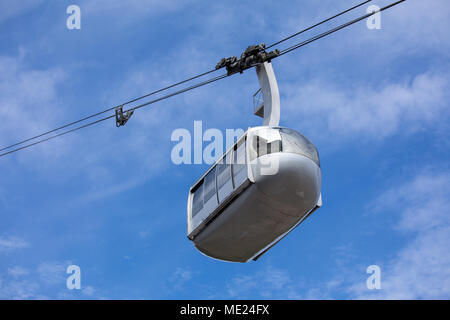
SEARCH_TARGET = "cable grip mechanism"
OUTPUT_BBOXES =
[115,105,134,127]
[215,43,280,76]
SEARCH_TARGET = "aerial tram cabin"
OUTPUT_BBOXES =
[187,62,322,262]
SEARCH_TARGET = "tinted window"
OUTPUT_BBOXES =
[203,168,217,203]
[280,128,320,166]
[217,152,234,202]
[217,157,231,190]
[192,183,203,217]
[234,139,246,166]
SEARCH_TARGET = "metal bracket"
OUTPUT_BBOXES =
[115,105,134,127]
[255,62,280,126]
[215,43,279,76]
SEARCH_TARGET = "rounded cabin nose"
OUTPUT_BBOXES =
[252,152,321,216]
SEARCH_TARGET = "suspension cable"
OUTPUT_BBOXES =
[266,0,372,49]
[0,0,406,158]
[0,69,218,153]
[0,73,228,158]
[278,0,405,57]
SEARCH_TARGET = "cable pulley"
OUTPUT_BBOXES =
[215,43,280,76]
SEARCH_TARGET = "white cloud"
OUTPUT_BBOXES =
[230,170,450,300]
[0,51,171,202]
[362,0,450,56]
[82,286,96,296]
[37,261,68,285]
[224,265,347,300]
[282,67,450,142]
[0,277,40,300]
[169,267,193,291]
[0,52,67,157]
[225,266,303,299]
[7,266,29,278]
[276,0,450,71]
[373,171,450,233]
[0,236,29,253]
[350,170,450,299]
[0,261,105,299]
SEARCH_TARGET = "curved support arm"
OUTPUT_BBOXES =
[255,62,280,127]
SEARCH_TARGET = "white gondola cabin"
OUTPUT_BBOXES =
[187,126,322,262]
[187,61,322,262]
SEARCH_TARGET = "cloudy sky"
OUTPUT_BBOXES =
[0,0,449,299]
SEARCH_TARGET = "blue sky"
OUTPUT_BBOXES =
[0,0,449,299]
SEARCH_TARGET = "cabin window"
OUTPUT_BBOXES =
[232,138,247,188]
[280,128,320,166]
[250,128,282,161]
[203,168,217,204]
[192,183,203,217]
[217,155,232,191]
[217,152,233,202]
